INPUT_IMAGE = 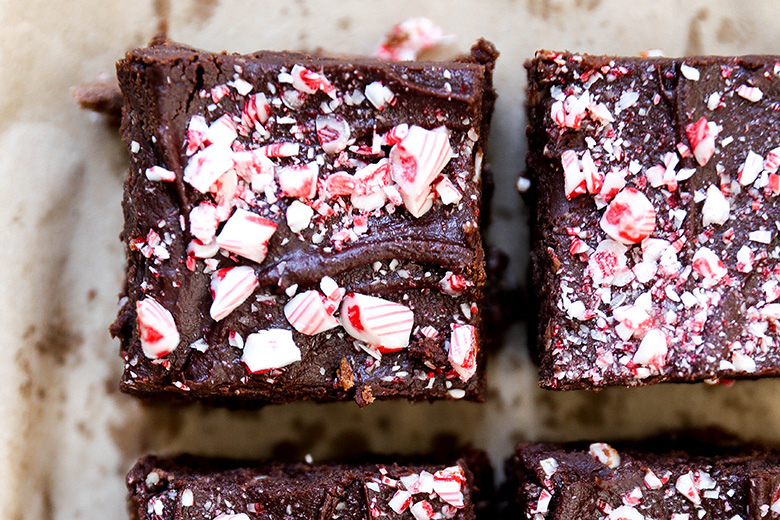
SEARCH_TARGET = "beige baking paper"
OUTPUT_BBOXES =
[2,0,780,518]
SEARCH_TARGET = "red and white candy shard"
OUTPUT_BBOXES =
[409,500,436,520]
[241,93,271,129]
[588,240,631,286]
[589,442,621,469]
[189,202,219,243]
[290,64,336,99]
[187,238,219,259]
[278,162,319,200]
[241,329,301,373]
[692,247,727,289]
[136,298,180,359]
[607,506,644,520]
[145,165,176,182]
[448,324,478,382]
[213,514,251,520]
[316,114,351,154]
[339,293,414,351]
[632,329,667,371]
[373,17,447,61]
[702,184,729,226]
[259,142,301,158]
[205,114,238,146]
[388,490,413,514]
[685,116,719,166]
[764,147,780,174]
[185,115,209,155]
[352,159,391,211]
[737,84,763,102]
[560,149,586,200]
[210,266,259,321]
[365,81,395,110]
[738,150,764,186]
[216,208,277,264]
[390,125,452,218]
[432,466,466,508]
[600,188,656,244]
[284,290,340,335]
[438,271,469,296]
[435,177,463,205]
[183,143,234,193]
[325,171,356,197]
[232,149,275,183]
[675,472,701,505]
[383,124,409,146]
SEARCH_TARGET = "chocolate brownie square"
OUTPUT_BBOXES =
[111,39,497,406]
[527,51,780,389]
[508,438,780,520]
[127,454,487,520]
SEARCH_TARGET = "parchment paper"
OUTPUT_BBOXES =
[2,1,780,518]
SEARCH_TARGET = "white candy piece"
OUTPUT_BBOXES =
[738,150,764,186]
[365,81,395,109]
[216,208,277,264]
[136,298,180,359]
[183,143,234,193]
[316,114,351,154]
[435,177,463,205]
[448,324,478,382]
[607,506,645,520]
[189,202,220,243]
[290,64,336,98]
[145,165,176,182]
[210,266,259,321]
[600,188,656,245]
[561,149,585,200]
[351,160,391,211]
[339,293,414,351]
[205,114,238,146]
[388,490,413,514]
[284,290,339,335]
[278,162,319,200]
[632,329,668,372]
[692,247,727,289]
[286,200,314,233]
[241,329,301,373]
[390,126,452,218]
[702,185,729,226]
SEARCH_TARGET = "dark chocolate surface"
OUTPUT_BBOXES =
[127,455,480,520]
[527,51,780,390]
[509,439,780,520]
[112,40,497,405]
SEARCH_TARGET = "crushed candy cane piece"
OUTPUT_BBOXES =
[284,290,340,335]
[210,266,259,321]
[692,247,727,289]
[278,162,319,199]
[373,17,448,61]
[205,114,238,146]
[632,329,667,372]
[241,329,301,373]
[340,293,414,351]
[145,165,176,182]
[216,208,277,263]
[449,324,478,382]
[737,84,763,102]
[136,298,180,359]
[600,188,656,244]
[435,177,462,205]
[738,150,764,186]
[561,149,586,200]
[675,472,700,505]
[365,81,395,110]
[316,114,351,154]
[390,126,452,217]
[702,184,729,226]
[290,64,336,98]
[352,160,391,211]
[189,202,219,243]
[183,143,234,193]
[685,116,718,166]
[432,466,466,508]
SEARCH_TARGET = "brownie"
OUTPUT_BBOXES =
[111,39,498,406]
[508,438,780,520]
[527,50,780,389]
[127,454,486,520]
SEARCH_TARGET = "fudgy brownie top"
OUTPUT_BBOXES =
[527,51,780,389]
[512,440,780,520]
[112,40,497,405]
[127,455,477,520]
